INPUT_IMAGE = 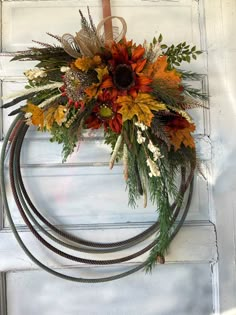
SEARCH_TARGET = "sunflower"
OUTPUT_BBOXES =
[101,40,152,97]
[85,90,122,133]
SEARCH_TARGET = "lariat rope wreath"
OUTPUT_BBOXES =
[0,7,206,282]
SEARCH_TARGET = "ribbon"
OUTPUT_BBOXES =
[61,16,127,58]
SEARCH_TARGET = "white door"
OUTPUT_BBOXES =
[0,1,235,314]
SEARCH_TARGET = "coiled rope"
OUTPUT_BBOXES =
[0,114,194,282]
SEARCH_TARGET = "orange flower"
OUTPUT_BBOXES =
[86,90,122,133]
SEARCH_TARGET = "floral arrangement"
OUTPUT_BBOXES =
[2,10,206,271]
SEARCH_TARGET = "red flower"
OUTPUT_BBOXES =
[86,90,122,133]
[166,115,192,130]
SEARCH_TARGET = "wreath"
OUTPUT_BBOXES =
[0,9,207,282]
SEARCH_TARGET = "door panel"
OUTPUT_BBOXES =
[6,264,213,315]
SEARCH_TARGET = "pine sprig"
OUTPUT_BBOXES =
[151,85,182,107]
[179,70,205,81]
[183,85,208,101]
[145,175,173,272]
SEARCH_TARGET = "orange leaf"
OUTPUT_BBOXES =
[165,118,195,151]
[145,56,181,95]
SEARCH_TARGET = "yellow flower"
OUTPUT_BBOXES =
[117,93,167,126]
[74,55,102,72]
[23,103,44,128]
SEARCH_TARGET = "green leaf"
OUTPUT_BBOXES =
[153,37,157,45]
[195,51,202,55]
[186,55,191,63]
[192,54,197,60]
[158,34,163,43]
[161,44,168,49]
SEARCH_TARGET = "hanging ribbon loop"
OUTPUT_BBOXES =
[61,15,127,58]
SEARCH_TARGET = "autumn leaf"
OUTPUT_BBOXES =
[146,56,181,85]
[44,107,55,130]
[44,105,67,130]
[165,116,195,150]
[23,103,44,128]
[117,93,167,126]
[145,56,182,99]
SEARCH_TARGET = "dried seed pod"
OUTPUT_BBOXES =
[64,68,98,102]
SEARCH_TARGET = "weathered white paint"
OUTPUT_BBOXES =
[0,224,216,271]
[6,264,213,315]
